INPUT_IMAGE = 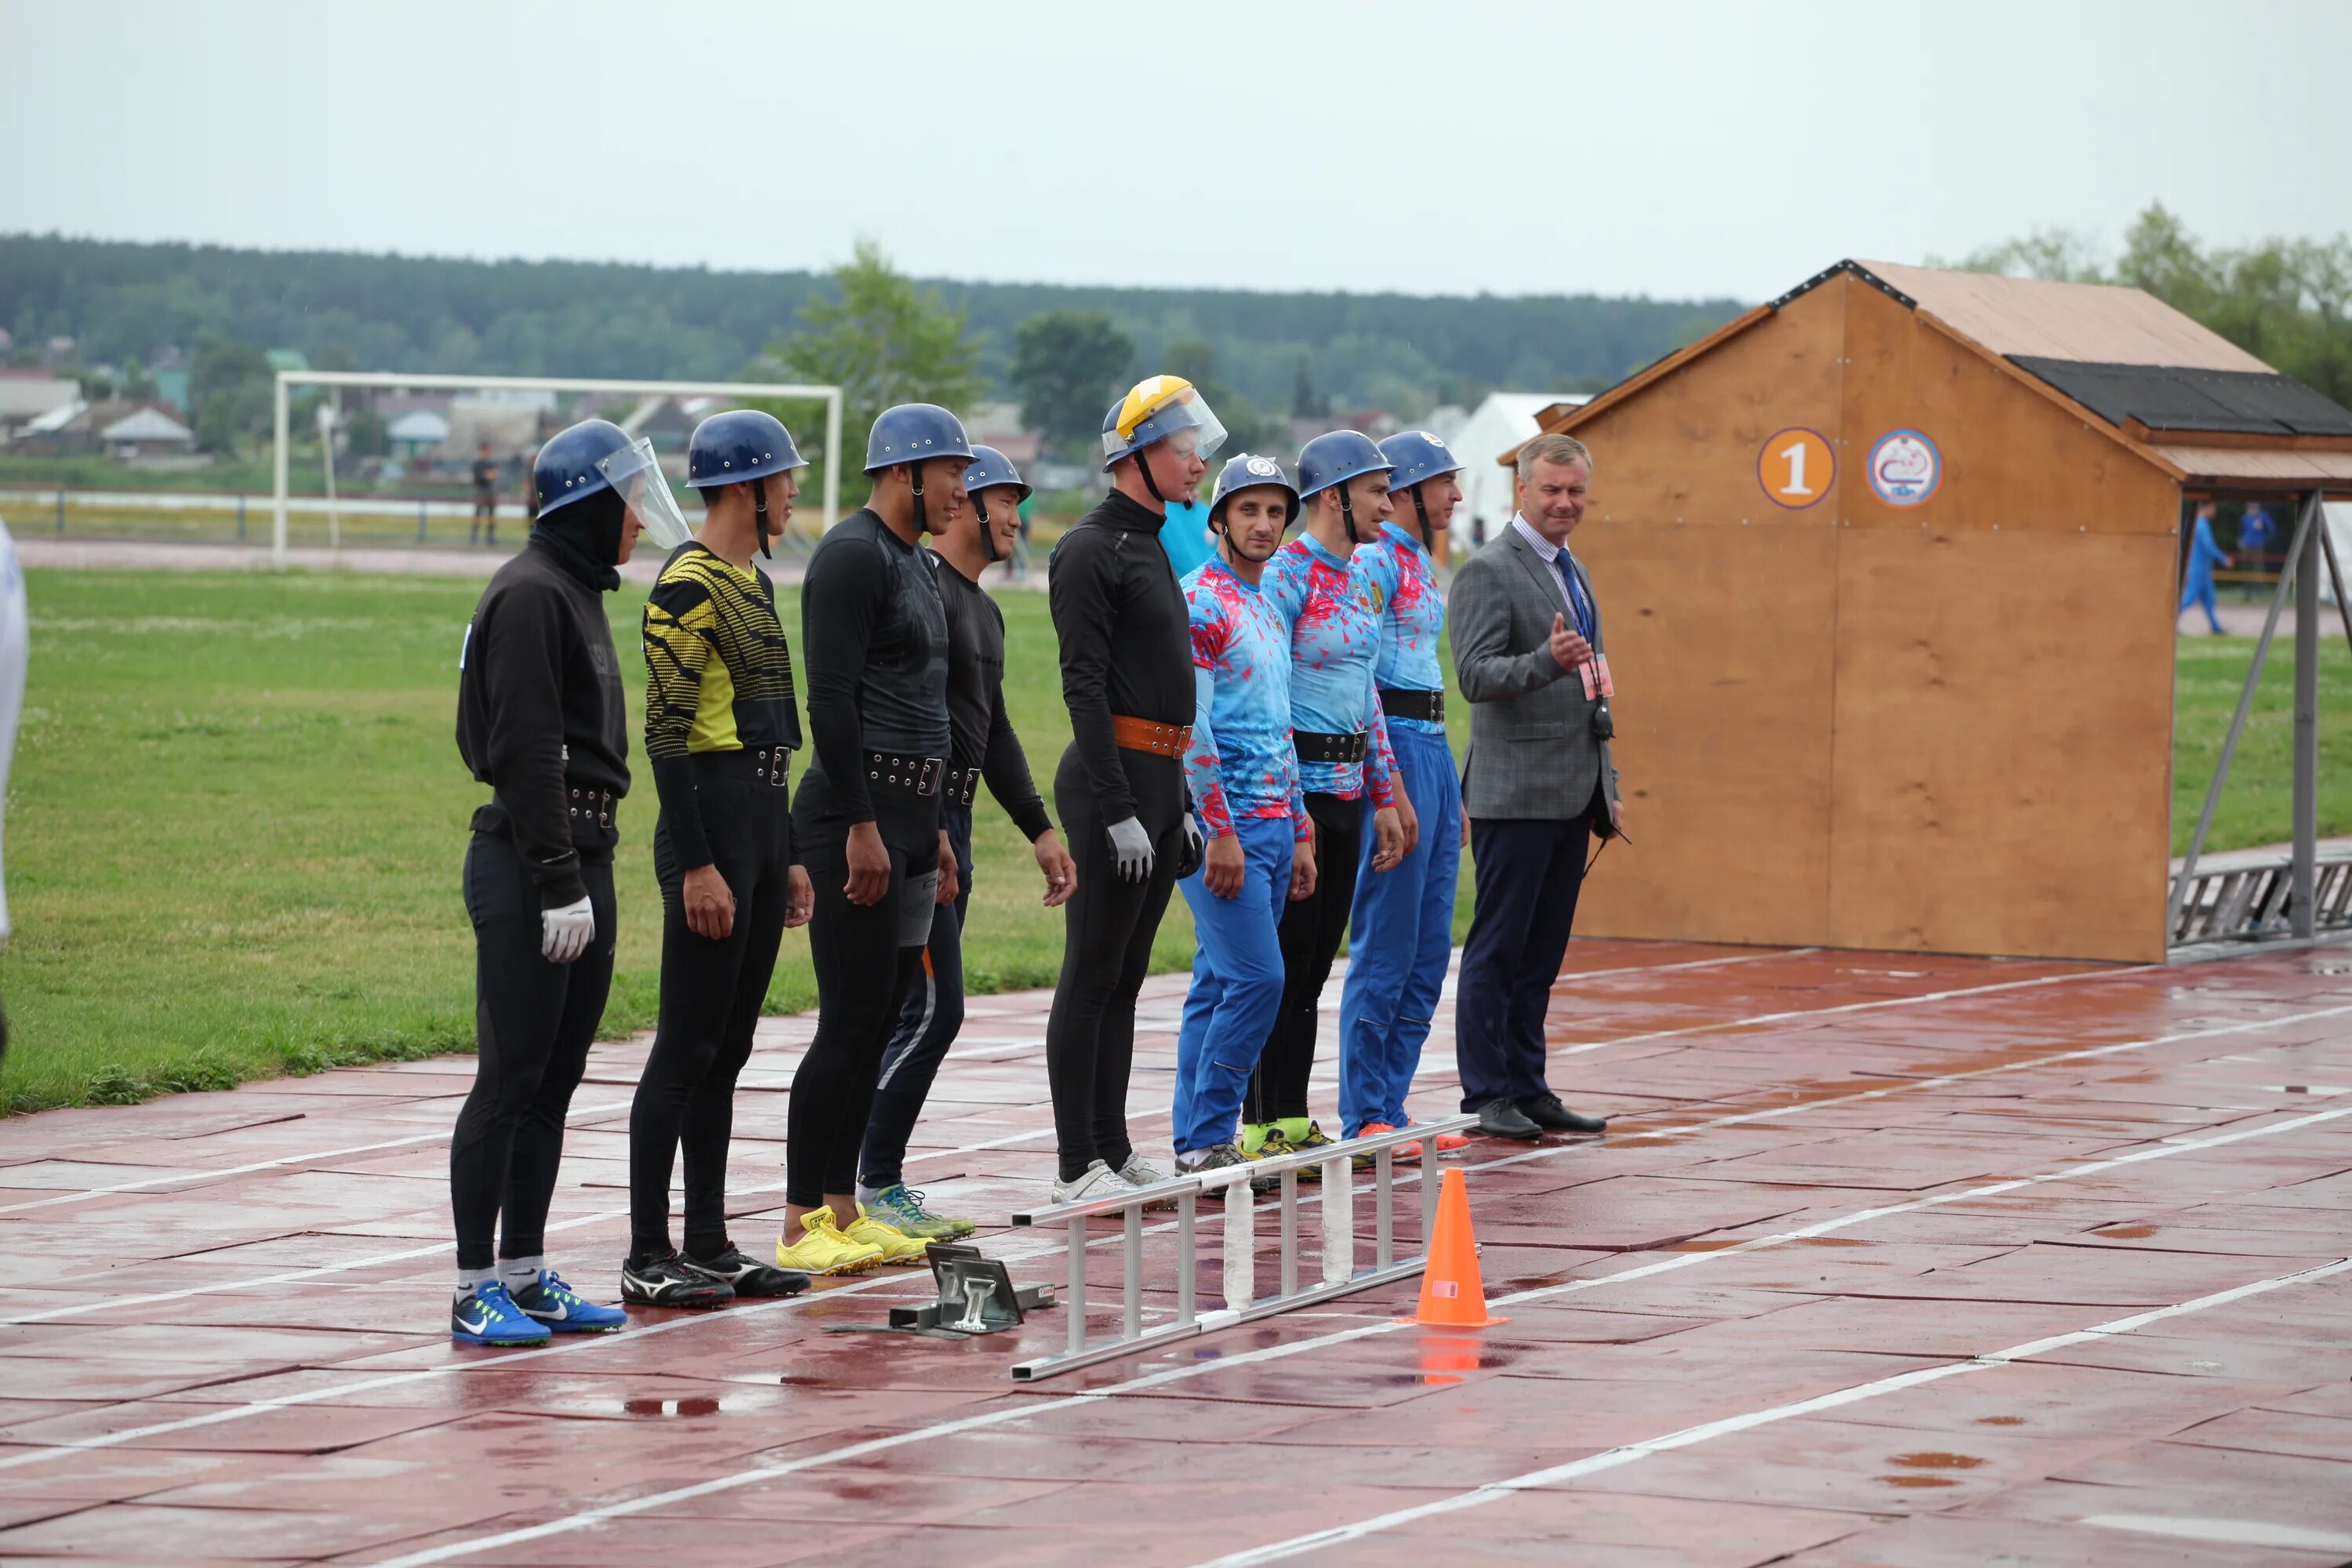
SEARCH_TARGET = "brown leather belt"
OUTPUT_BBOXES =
[1112,713,1192,758]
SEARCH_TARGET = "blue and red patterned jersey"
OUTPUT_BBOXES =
[1263,534,1396,806]
[1358,521,1446,736]
[1181,557,1308,840]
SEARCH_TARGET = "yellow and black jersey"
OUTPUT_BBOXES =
[641,543,800,866]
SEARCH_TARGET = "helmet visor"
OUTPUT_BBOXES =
[598,437,693,550]
[1102,384,1229,466]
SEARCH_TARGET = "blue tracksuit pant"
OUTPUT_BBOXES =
[1338,724,1463,1134]
[2180,568,2223,633]
[1171,814,1293,1155]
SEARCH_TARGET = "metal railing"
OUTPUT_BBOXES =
[2169,848,2352,946]
[1007,1115,1477,1381]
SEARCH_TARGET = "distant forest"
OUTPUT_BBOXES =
[0,234,1743,419]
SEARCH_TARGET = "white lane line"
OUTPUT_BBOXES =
[0,1096,639,1218]
[1555,960,2164,1056]
[1189,1255,2352,1566]
[2082,1516,2352,1553]
[325,1105,2352,1567]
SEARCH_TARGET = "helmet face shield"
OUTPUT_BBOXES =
[598,437,693,551]
[1102,377,1229,469]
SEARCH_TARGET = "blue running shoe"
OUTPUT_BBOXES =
[452,1280,551,1347]
[510,1270,627,1333]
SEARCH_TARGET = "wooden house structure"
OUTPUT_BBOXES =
[1508,260,2352,963]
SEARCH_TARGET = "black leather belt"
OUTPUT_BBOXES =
[1378,688,1446,724]
[943,765,981,808]
[691,747,793,789]
[751,746,789,788]
[866,751,944,798]
[566,787,615,828]
[1294,730,1369,764]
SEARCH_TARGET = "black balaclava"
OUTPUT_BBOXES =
[532,485,625,592]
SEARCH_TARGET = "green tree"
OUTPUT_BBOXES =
[772,238,984,456]
[1291,351,1322,418]
[188,332,272,456]
[1009,308,1132,459]
[1163,337,1283,460]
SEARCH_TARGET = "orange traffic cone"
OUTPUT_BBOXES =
[1401,1167,1506,1328]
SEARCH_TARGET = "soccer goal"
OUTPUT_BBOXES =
[270,370,844,568]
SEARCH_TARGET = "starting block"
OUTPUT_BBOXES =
[887,1243,1056,1336]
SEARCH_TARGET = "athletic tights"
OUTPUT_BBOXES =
[1247,791,1361,1126]
[860,804,973,1192]
[626,757,793,1261]
[449,832,615,1272]
[1045,746,1185,1182]
[786,802,930,1208]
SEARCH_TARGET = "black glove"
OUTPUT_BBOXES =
[1172,811,1206,880]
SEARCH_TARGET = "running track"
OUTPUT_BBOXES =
[2,938,2349,1565]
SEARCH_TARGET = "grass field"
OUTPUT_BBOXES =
[0,568,2343,1115]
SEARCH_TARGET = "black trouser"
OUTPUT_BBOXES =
[626,760,793,1261]
[1248,791,1362,1126]
[1455,790,1601,1109]
[449,832,615,1272]
[860,803,973,1192]
[786,802,933,1208]
[1046,745,1185,1182]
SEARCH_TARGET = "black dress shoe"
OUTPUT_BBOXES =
[1473,1098,1543,1140]
[1519,1093,1607,1134]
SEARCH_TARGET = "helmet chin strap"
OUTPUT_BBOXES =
[977,492,1001,564]
[1410,483,1433,550]
[1335,482,1363,546]
[753,477,772,560]
[907,463,931,537]
[1135,445,1167,505]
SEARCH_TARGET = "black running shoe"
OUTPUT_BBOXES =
[620,1251,734,1309]
[687,1245,811,1298]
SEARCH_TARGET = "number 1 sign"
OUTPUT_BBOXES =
[1758,428,1834,510]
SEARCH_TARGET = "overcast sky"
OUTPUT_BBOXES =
[3,0,2345,303]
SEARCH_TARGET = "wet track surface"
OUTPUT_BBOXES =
[2,938,2349,1565]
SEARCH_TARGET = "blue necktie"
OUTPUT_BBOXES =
[1554,553,1592,641]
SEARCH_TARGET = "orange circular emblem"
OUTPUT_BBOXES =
[1758,428,1835,510]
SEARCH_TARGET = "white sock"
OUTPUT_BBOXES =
[855,1183,887,1209]
[455,1265,497,1302]
[499,1255,543,1296]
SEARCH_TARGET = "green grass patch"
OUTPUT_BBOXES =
[2170,633,2352,855]
[1,572,2340,1114]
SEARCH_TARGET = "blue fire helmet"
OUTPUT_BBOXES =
[864,403,976,475]
[1296,430,1393,500]
[1378,430,1463,492]
[1207,452,1299,528]
[533,419,633,516]
[1100,375,1229,471]
[963,444,1032,505]
[687,409,806,489]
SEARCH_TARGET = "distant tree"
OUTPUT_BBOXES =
[1949,228,2107,283]
[1010,309,1133,459]
[1291,351,1322,418]
[1163,337,1283,460]
[343,407,387,459]
[773,238,985,454]
[189,332,272,455]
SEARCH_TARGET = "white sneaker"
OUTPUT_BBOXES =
[1048,1159,1123,1206]
[1116,1152,1179,1210]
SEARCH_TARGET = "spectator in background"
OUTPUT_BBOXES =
[1158,488,1216,580]
[471,441,500,546]
[2180,500,2232,635]
[518,449,540,530]
[2238,502,2277,568]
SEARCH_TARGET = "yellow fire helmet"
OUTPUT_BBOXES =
[1100,375,1229,472]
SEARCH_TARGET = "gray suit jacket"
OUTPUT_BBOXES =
[1448,525,1620,822]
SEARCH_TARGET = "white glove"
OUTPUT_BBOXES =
[541,895,595,964]
[1105,815,1156,884]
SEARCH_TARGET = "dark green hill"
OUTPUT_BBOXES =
[0,233,1742,415]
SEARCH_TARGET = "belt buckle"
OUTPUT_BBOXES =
[917,757,942,797]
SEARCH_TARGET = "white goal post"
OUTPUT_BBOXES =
[270,370,845,568]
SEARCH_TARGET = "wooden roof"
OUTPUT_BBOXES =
[1853,260,2270,372]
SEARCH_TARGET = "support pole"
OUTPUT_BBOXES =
[822,390,844,532]
[2293,490,2321,938]
[2168,491,2322,940]
[271,374,290,569]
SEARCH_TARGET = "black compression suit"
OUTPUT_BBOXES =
[449,495,630,1273]
[860,552,1053,1192]
[627,539,801,1264]
[786,508,949,1208]
[1044,489,1195,1182]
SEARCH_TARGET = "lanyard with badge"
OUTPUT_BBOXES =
[1556,551,1616,737]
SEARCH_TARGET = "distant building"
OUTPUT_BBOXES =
[153,368,191,411]
[962,401,1041,467]
[100,405,196,459]
[0,373,82,436]
[265,348,310,374]
[386,408,452,456]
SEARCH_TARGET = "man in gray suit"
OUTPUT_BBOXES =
[1448,432,1621,1140]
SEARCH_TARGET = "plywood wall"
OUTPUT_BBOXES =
[1557,276,2180,962]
